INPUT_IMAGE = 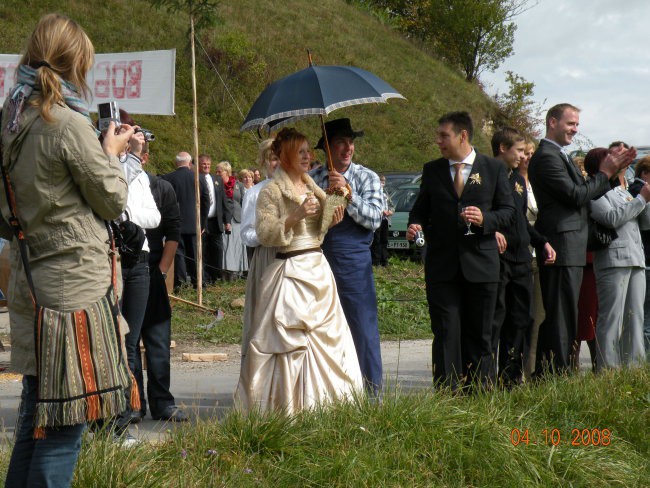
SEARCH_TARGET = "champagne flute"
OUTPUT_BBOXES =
[462,206,475,235]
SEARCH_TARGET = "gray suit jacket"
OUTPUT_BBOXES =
[590,186,650,270]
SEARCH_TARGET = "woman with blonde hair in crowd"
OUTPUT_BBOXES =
[1,14,135,486]
[217,160,248,279]
[239,138,280,364]
[239,168,254,191]
[236,128,362,413]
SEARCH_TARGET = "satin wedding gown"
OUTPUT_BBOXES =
[236,196,363,414]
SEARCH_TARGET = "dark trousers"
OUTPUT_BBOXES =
[121,260,151,372]
[426,276,498,389]
[492,259,533,385]
[371,219,389,266]
[174,233,197,288]
[535,265,583,376]
[133,261,175,417]
[115,259,150,428]
[5,375,85,487]
[203,218,224,282]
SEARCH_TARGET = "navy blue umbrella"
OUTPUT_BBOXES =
[240,64,405,133]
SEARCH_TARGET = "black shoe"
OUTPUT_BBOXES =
[152,405,188,422]
[128,410,144,424]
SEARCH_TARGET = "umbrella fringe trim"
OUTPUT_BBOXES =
[240,94,405,132]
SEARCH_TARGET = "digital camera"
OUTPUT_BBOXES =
[414,231,425,247]
[135,128,155,142]
[97,101,121,132]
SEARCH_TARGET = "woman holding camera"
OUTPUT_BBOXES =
[236,128,362,414]
[1,14,134,486]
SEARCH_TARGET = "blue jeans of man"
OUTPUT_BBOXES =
[644,269,650,359]
[5,375,85,487]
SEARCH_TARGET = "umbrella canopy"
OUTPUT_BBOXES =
[240,65,405,132]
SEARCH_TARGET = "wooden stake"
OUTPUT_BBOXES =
[190,13,203,304]
[169,294,217,314]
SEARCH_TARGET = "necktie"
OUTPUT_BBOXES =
[453,163,465,197]
[206,175,214,206]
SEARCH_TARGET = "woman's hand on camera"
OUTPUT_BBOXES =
[128,127,146,157]
[102,122,136,157]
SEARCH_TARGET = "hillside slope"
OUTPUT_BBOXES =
[0,0,497,174]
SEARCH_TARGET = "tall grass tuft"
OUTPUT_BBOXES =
[15,365,641,486]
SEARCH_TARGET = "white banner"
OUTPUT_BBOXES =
[0,49,175,115]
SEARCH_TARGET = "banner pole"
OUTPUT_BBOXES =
[190,13,203,304]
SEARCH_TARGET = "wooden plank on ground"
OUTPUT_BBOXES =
[182,352,227,362]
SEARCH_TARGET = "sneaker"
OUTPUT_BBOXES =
[112,430,139,448]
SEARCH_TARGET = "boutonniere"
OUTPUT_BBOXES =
[514,181,524,195]
[469,173,482,185]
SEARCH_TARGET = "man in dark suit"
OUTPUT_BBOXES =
[490,127,555,386]
[407,111,515,389]
[162,151,210,289]
[529,103,636,376]
[198,154,232,283]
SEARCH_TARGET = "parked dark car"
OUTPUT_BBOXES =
[387,183,420,252]
[382,172,420,195]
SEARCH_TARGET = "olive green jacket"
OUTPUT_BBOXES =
[0,101,128,374]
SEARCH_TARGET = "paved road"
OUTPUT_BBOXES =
[0,312,592,445]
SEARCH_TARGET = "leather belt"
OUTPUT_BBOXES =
[276,247,322,260]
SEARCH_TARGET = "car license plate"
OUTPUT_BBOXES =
[388,240,409,249]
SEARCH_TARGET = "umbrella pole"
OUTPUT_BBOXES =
[320,114,334,173]
[308,51,334,174]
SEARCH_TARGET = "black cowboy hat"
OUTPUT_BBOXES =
[315,118,364,150]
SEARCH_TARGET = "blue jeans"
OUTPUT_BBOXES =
[121,260,151,373]
[115,260,149,429]
[643,268,650,361]
[132,264,175,417]
[5,375,85,487]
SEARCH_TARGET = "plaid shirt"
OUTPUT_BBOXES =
[310,162,383,231]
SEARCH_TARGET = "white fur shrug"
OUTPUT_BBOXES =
[255,168,332,248]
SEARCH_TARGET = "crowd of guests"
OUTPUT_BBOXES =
[407,106,648,391]
[168,153,271,287]
[3,13,650,488]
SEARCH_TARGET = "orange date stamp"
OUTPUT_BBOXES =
[510,428,612,447]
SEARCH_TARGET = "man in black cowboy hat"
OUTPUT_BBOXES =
[310,118,384,395]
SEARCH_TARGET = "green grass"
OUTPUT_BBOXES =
[170,255,429,344]
[8,366,644,487]
[0,0,497,175]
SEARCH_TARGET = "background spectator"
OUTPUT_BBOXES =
[218,161,248,280]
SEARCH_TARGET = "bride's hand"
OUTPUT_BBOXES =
[285,194,320,232]
[297,194,320,219]
[329,205,345,228]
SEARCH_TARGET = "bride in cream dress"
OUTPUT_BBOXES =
[235,128,363,414]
